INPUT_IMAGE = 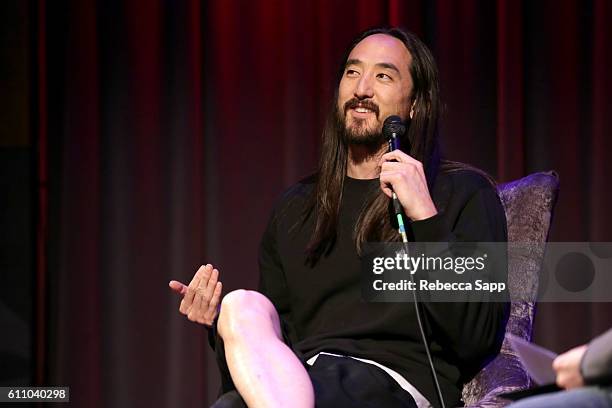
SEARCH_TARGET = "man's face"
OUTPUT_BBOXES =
[337,34,414,145]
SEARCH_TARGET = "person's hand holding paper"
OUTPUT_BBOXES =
[552,344,588,389]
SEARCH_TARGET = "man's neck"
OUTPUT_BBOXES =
[347,143,386,179]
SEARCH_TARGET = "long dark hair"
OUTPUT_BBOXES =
[304,27,447,263]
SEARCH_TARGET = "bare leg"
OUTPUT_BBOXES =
[217,290,314,408]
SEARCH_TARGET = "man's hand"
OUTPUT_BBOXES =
[379,150,437,221]
[169,264,222,327]
[553,344,588,389]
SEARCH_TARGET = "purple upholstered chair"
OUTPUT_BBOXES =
[461,171,560,407]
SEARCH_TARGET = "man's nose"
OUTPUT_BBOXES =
[354,74,374,99]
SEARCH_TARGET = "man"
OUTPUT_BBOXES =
[170,27,509,407]
[509,329,612,407]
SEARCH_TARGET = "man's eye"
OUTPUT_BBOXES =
[377,73,392,80]
[346,69,359,77]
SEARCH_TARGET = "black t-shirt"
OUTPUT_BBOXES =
[258,170,510,407]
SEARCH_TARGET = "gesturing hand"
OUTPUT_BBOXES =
[169,264,222,327]
[553,344,587,389]
[379,150,437,221]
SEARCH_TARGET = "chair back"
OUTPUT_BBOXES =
[462,171,560,407]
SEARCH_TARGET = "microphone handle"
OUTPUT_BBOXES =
[386,133,408,242]
[387,134,401,152]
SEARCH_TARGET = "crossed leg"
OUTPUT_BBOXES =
[217,289,314,408]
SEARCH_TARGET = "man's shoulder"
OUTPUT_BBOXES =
[431,163,499,213]
[437,163,497,197]
[269,174,316,220]
[279,174,317,201]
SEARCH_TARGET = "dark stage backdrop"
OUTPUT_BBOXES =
[26,0,612,406]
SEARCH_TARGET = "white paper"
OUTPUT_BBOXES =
[508,334,559,385]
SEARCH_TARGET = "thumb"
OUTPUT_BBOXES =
[169,280,188,295]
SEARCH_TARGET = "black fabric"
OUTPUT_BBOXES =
[310,354,418,407]
[582,328,612,386]
[210,391,246,408]
[256,170,509,407]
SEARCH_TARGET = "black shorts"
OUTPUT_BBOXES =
[210,321,417,408]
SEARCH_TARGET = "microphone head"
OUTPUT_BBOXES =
[382,115,406,141]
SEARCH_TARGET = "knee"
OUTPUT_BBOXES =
[217,289,279,341]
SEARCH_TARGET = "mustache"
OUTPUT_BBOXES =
[343,98,380,118]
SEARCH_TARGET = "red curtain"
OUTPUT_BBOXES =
[37,0,612,406]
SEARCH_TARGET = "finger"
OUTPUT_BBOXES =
[381,163,423,185]
[379,172,399,195]
[380,161,405,172]
[379,171,403,186]
[188,264,210,293]
[379,173,391,188]
[381,150,412,163]
[552,356,564,371]
[378,179,394,198]
[382,161,428,192]
[201,263,213,282]
[188,264,207,289]
[189,281,210,323]
[556,372,572,389]
[187,300,202,322]
[203,268,219,306]
[380,163,421,183]
[169,280,188,295]
[209,282,222,311]
[180,265,206,313]
[205,282,223,325]
[381,152,424,172]
[380,187,393,198]
[191,266,216,323]
[198,264,215,305]
[381,150,409,162]
[188,286,205,322]
[556,374,565,388]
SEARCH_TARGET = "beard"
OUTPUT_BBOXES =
[338,98,384,147]
[343,119,383,146]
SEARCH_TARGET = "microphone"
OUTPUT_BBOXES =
[382,115,409,241]
[382,115,407,153]
[382,115,447,408]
